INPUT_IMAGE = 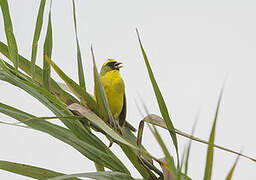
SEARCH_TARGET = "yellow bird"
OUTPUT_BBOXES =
[97,59,135,131]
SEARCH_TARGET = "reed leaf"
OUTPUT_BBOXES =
[136,29,179,162]
[203,85,224,180]
[48,171,135,180]
[43,0,52,89]
[31,0,46,80]
[0,160,79,180]
[91,47,115,125]
[72,0,86,90]
[0,0,19,70]
[226,154,240,180]
[184,118,198,180]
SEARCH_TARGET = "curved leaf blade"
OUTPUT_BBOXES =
[72,0,86,90]
[136,29,179,160]
[0,160,79,180]
[47,171,134,180]
[91,47,114,124]
[0,0,19,70]
[148,123,177,177]
[31,0,46,80]
[43,1,53,89]
[226,154,240,180]
[184,118,198,180]
[203,85,224,180]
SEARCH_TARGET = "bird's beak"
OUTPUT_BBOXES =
[114,62,123,70]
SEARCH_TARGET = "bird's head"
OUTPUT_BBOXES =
[100,59,123,75]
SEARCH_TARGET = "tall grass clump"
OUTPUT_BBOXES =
[0,1,254,179]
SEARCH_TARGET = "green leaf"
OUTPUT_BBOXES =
[91,47,115,124]
[148,123,177,177]
[0,41,78,106]
[47,171,135,180]
[120,144,152,179]
[0,120,30,129]
[0,160,79,180]
[0,0,19,70]
[159,158,175,180]
[44,55,99,114]
[184,117,198,180]
[136,29,179,161]
[31,0,46,80]
[120,127,160,179]
[203,85,225,180]
[142,101,176,177]
[95,163,105,172]
[43,1,53,90]
[72,0,86,90]
[0,102,129,174]
[226,153,240,180]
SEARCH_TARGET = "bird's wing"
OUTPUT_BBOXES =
[119,93,126,126]
[119,93,137,132]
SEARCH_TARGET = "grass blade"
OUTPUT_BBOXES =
[31,0,46,80]
[72,0,86,90]
[142,98,177,177]
[226,153,241,180]
[47,171,135,180]
[0,0,19,70]
[94,163,105,172]
[184,117,198,180]
[0,160,79,180]
[148,123,177,177]
[136,29,179,161]
[203,85,225,180]
[0,120,30,128]
[120,127,159,179]
[91,46,115,125]
[43,0,53,89]
[159,158,175,180]
[120,145,153,179]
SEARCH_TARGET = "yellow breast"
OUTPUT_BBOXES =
[100,70,125,120]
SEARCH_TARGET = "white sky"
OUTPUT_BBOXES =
[0,0,256,179]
